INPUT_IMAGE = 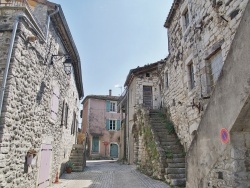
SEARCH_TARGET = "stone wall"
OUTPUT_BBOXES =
[0,6,79,188]
[159,0,249,150]
[204,132,250,188]
[186,1,250,186]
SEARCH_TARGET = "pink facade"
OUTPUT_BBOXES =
[82,95,122,159]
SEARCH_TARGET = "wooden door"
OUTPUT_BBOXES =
[143,86,152,108]
[37,144,52,188]
[110,143,118,158]
[92,136,99,153]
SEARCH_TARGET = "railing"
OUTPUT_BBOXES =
[117,88,127,107]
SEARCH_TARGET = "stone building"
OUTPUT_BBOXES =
[82,90,122,159]
[0,0,83,187]
[160,0,249,151]
[158,0,250,187]
[118,61,163,164]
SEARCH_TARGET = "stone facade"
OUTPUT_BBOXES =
[119,61,163,164]
[0,1,83,187]
[158,0,249,150]
[81,93,122,159]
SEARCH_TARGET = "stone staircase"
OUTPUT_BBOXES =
[69,144,85,172]
[149,110,186,187]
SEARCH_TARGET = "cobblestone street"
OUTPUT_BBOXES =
[50,160,170,188]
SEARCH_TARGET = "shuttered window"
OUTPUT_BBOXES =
[51,86,60,120]
[106,119,121,131]
[61,100,65,126]
[64,104,69,128]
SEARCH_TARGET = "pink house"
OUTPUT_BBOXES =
[82,90,122,159]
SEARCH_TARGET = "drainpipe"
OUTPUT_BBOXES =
[45,6,59,42]
[0,6,59,119]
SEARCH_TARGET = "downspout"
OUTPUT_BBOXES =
[45,6,59,42]
[0,6,59,119]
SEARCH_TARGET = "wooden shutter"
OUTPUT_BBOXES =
[117,120,121,130]
[51,86,60,120]
[106,101,110,112]
[65,104,68,128]
[61,100,65,126]
[106,119,109,130]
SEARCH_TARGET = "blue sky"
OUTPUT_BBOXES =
[51,0,172,97]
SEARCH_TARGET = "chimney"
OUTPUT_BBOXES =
[109,89,112,96]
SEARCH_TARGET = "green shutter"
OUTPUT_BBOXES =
[106,119,109,130]
[106,101,110,112]
[117,120,121,130]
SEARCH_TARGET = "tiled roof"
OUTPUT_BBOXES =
[82,95,120,104]
[124,60,165,87]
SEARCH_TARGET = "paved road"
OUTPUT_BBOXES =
[50,160,170,188]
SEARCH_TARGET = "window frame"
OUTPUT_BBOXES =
[110,101,116,112]
[165,70,169,90]
[188,62,195,90]
[109,120,116,131]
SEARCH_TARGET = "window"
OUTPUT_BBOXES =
[110,120,116,130]
[51,86,60,120]
[208,50,223,89]
[165,71,169,89]
[61,100,65,126]
[146,73,150,77]
[71,111,76,135]
[106,119,121,131]
[64,104,69,128]
[110,102,116,112]
[188,62,195,90]
[183,9,190,30]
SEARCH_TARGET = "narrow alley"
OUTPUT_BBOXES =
[50,160,170,188]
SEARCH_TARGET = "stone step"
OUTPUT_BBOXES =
[171,178,186,186]
[172,154,185,158]
[167,174,185,179]
[159,136,178,142]
[168,163,185,168]
[165,149,184,154]
[71,151,84,155]
[70,154,84,158]
[165,168,185,174]
[167,157,185,163]
[73,144,84,149]
[161,141,178,146]
[162,143,182,149]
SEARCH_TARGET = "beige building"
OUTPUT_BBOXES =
[0,0,83,187]
[119,61,164,164]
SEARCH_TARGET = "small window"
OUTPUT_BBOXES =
[165,71,169,89]
[146,73,150,77]
[183,9,190,30]
[208,50,223,89]
[51,86,60,120]
[109,120,116,130]
[110,102,116,112]
[71,111,76,135]
[61,100,65,126]
[64,104,69,128]
[188,62,195,90]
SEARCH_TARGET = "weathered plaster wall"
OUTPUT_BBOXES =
[160,0,249,150]
[86,98,121,158]
[0,7,79,187]
[186,2,250,187]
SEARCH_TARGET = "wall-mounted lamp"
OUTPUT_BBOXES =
[51,54,72,75]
